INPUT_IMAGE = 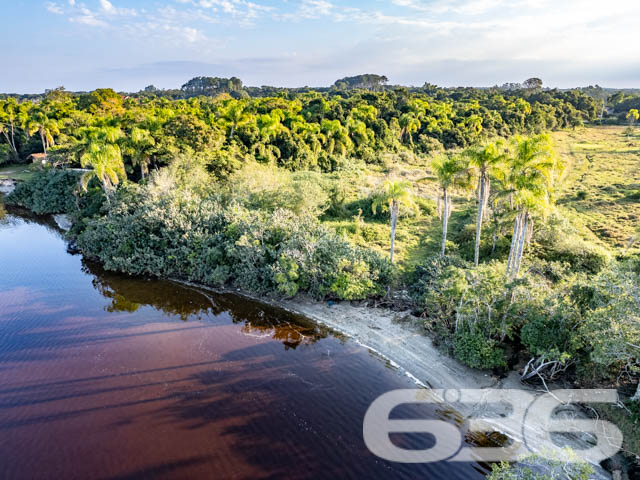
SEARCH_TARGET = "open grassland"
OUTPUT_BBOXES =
[0,164,35,182]
[321,126,640,270]
[554,126,640,251]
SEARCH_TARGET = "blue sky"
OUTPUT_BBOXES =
[2,0,639,93]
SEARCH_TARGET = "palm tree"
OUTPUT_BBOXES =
[504,134,558,279]
[399,113,421,144]
[80,143,126,205]
[431,153,473,256]
[128,127,155,179]
[219,100,252,139]
[26,110,59,154]
[320,119,352,156]
[0,99,19,159]
[347,117,370,147]
[372,180,416,263]
[467,139,508,265]
[79,129,126,205]
[257,109,288,142]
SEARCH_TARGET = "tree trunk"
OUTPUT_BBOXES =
[40,129,47,155]
[2,129,18,159]
[441,188,449,256]
[10,121,16,151]
[230,125,235,139]
[100,175,112,207]
[390,201,398,263]
[506,212,521,277]
[513,211,529,277]
[633,382,640,401]
[474,172,486,266]
[102,185,111,206]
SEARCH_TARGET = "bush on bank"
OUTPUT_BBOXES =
[75,180,392,301]
[6,169,80,214]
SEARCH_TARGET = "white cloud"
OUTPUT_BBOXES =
[70,12,108,27]
[100,0,114,13]
[98,0,137,16]
[39,0,640,88]
[46,2,63,14]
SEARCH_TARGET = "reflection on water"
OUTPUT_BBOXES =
[0,207,486,480]
[88,262,329,349]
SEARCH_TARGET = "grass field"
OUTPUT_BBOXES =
[322,126,640,269]
[554,126,640,251]
[0,164,36,182]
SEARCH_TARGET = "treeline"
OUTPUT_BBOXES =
[0,82,597,172]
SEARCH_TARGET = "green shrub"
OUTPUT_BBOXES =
[576,190,588,200]
[414,196,436,216]
[410,255,470,330]
[487,450,593,480]
[0,145,11,165]
[535,212,611,274]
[520,303,580,364]
[577,261,640,379]
[76,182,392,301]
[453,330,507,369]
[6,169,81,214]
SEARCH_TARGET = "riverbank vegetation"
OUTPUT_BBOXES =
[2,81,639,448]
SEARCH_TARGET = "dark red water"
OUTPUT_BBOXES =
[0,208,487,479]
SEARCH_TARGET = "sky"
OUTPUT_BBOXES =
[2,0,640,93]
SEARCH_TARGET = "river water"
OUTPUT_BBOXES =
[0,205,487,479]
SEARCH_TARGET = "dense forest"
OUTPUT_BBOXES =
[2,77,639,448]
[0,77,599,171]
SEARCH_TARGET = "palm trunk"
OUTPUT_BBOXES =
[513,211,529,277]
[441,187,449,256]
[2,129,18,159]
[474,172,487,266]
[10,121,16,152]
[506,212,521,277]
[140,157,149,180]
[40,129,47,155]
[389,201,398,263]
[102,183,111,206]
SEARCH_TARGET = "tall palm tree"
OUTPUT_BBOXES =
[346,117,370,147]
[80,143,126,205]
[431,153,473,256]
[504,134,558,279]
[257,109,288,142]
[128,127,155,179]
[399,113,421,144]
[26,110,59,155]
[372,180,416,263]
[0,99,19,159]
[219,100,252,139]
[467,139,508,265]
[79,127,126,205]
[320,119,352,157]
